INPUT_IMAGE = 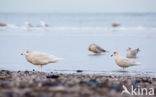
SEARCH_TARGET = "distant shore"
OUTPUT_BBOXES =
[0,70,155,97]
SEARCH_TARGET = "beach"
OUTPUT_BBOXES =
[0,70,155,97]
[0,0,156,96]
[0,13,156,97]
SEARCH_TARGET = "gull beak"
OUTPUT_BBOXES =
[110,54,113,57]
[21,53,23,55]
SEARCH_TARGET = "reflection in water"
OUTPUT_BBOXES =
[51,69,156,77]
[88,53,105,56]
[114,69,129,73]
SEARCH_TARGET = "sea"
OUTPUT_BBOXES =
[0,13,156,76]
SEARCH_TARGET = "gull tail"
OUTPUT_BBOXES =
[133,62,141,66]
[50,58,64,63]
[105,50,109,53]
[55,58,64,62]
[129,61,141,66]
[137,48,140,52]
[102,49,109,53]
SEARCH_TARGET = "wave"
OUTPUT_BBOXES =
[1,24,156,31]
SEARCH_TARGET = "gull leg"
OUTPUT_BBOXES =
[40,65,42,72]
[122,67,125,76]
[38,66,40,72]
[123,67,125,71]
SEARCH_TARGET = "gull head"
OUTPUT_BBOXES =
[40,21,45,24]
[25,21,30,25]
[111,51,119,57]
[88,44,96,51]
[88,47,91,51]
[21,50,31,56]
[127,47,131,51]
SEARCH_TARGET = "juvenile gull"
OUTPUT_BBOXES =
[112,23,120,27]
[21,50,63,71]
[88,44,107,54]
[127,48,140,58]
[111,51,140,70]
[0,22,6,27]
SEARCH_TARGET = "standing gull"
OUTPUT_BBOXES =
[40,21,48,28]
[127,48,140,58]
[21,50,63,72]
[25,21,32,28]
[111,51,140,70]
[88,44,107,54]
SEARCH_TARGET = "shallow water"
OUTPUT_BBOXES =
[0,13,156,75]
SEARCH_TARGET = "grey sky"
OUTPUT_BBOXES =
[0,0,156,13]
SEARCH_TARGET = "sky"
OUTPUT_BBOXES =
[0,0,156,13]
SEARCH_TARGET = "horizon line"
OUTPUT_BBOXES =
[0,12,156,14]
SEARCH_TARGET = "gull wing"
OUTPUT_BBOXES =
[95,45,106,52]
[120,58,139,67]
[31,52,57,64]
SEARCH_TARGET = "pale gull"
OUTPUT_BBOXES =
[21,50,63,72]
[40,21,48,28]
[127,48,140,58]
[111,51,140,70]
[25,21,32,28]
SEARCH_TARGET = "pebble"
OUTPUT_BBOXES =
[46,74,60,79]
[76,70,83,73]
[0,70,155,97]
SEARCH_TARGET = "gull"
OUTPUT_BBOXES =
[21,50,63,72]
[25,21,32,28]
[111,51,140,70]
[112,23,120,27]
[127,48,140,58]
[40,21,48,28]
[0,22,6,27]
[88,44,108,54]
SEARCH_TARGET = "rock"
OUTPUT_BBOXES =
[17,71,21,73]
[24,91,36,97]
[24,71,29,74]
[19,82,26,88]
[79,81,87,85]
[42,81,60,87]
[135,79,141,84]
[40,93,48,97]
[76,70,83,73]
[49,86,66,92]
[46,75,59,79]
[0,70,155,97]
[5,91,14,97]
[0,75,6,80]
[141,78,152,84]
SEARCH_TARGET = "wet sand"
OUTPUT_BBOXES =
[0,70,156,97]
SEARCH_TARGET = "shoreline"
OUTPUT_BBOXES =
[0,70,156,97]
